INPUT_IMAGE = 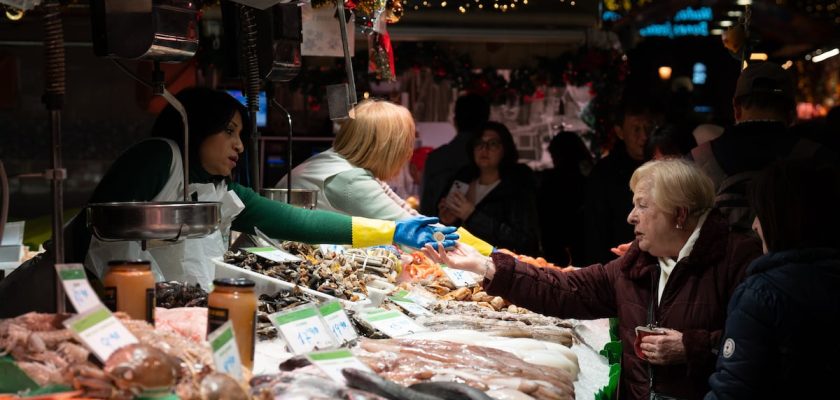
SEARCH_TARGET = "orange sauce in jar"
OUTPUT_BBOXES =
[102,260,155,323]
[207,278,257,369]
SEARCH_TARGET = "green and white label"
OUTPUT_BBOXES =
[442,265,477,288]
[208,321,243,380]
[359,308,428,338]
[388,295,431,316]
[305,349,372,383]
[243,246,302,263]
[63,306,138,362]
[318,301,357,344]
[56,263,102,314]
[270,304,336,354]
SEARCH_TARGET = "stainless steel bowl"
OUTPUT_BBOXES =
[261,188,318,209]
[87,201,221,241]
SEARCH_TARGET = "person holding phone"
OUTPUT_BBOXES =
[425,159,762,400]
[437,121,540,255]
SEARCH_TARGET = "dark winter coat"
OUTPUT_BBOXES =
[582,142,644,265]
[705,248,840,400]
[443,163,540,255]
[484,210,762,400]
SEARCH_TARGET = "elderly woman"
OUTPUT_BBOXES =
[425,159,762,400]
[277,99,493,254]
[705,160,840,399]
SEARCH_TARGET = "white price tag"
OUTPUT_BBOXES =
[56,263,102,314]
[359,309,428,338]
[270,304,337,354]
[442,265,478,288]
[319,244,346,256]
[389,296,431,316]
[305,349,372,383]
[208,321,243,380]
[64,306,138,362]
[243,246,302,263]
[404,289,437,308]
[318,301,358,344]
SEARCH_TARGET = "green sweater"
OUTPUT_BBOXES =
[66,139,354,262]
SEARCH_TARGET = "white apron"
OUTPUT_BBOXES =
[85,139,244,289]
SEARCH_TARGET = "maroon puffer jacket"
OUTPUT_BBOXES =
[484,210,761,400]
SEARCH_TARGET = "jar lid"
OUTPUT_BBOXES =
[107,259,151,266]
[213,278,256,288]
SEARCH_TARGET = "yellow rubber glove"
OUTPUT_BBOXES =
[456,227,494,256]
[351,217,396,248]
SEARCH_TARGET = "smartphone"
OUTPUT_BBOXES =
[447,181,469,198]
[445,180,469,209]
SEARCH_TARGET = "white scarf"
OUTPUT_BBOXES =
[656,210,710,302]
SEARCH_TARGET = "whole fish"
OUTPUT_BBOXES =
[342,368,444,400]
[409,382,494,400]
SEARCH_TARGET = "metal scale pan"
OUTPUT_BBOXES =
[86,0,220,242]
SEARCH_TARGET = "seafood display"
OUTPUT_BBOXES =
[0,312,219,399]
[223,244,396,301]
[355,338,575,400]
[250,368,386,400]
[256,287,323,340]
[430,300,575,330]
[342,368,489,400]
[415,314,574,347]
[0,241,607,399]
[155,307,207,342]
[156,281,208,308]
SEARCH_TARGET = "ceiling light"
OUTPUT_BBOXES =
[719,20,733,27]
[781,60,793,69]
[736,0,752,5]
[749,53,768,61]
[710,29,724,35]
[727,11,743,17]
[658,66,672,80]
[812,48,839,63]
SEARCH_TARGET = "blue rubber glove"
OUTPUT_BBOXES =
[394,216,459,249]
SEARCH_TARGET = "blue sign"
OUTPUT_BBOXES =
[692,63,707,85]
[674,7,713,22]
[638,6,713,38]
[602,10,621,22]
[639,21,709,38]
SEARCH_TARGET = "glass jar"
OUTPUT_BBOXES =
[207,278,257,369]
[102,260,155,323]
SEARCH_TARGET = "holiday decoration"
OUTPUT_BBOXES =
[384,0,404,22]
[369,31,396,81]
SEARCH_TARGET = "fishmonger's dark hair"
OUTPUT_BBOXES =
[152,87,251,169]
[749,159,840,252]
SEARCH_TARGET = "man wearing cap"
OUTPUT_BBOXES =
[690,61,836,232]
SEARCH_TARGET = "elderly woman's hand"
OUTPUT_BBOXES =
[423,243,491,278]
[446,192,476,221]
[639,328,687,365]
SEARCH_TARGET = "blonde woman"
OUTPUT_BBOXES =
[278,99,416,220]
[278,99,493,254]
[424,159,762,399]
